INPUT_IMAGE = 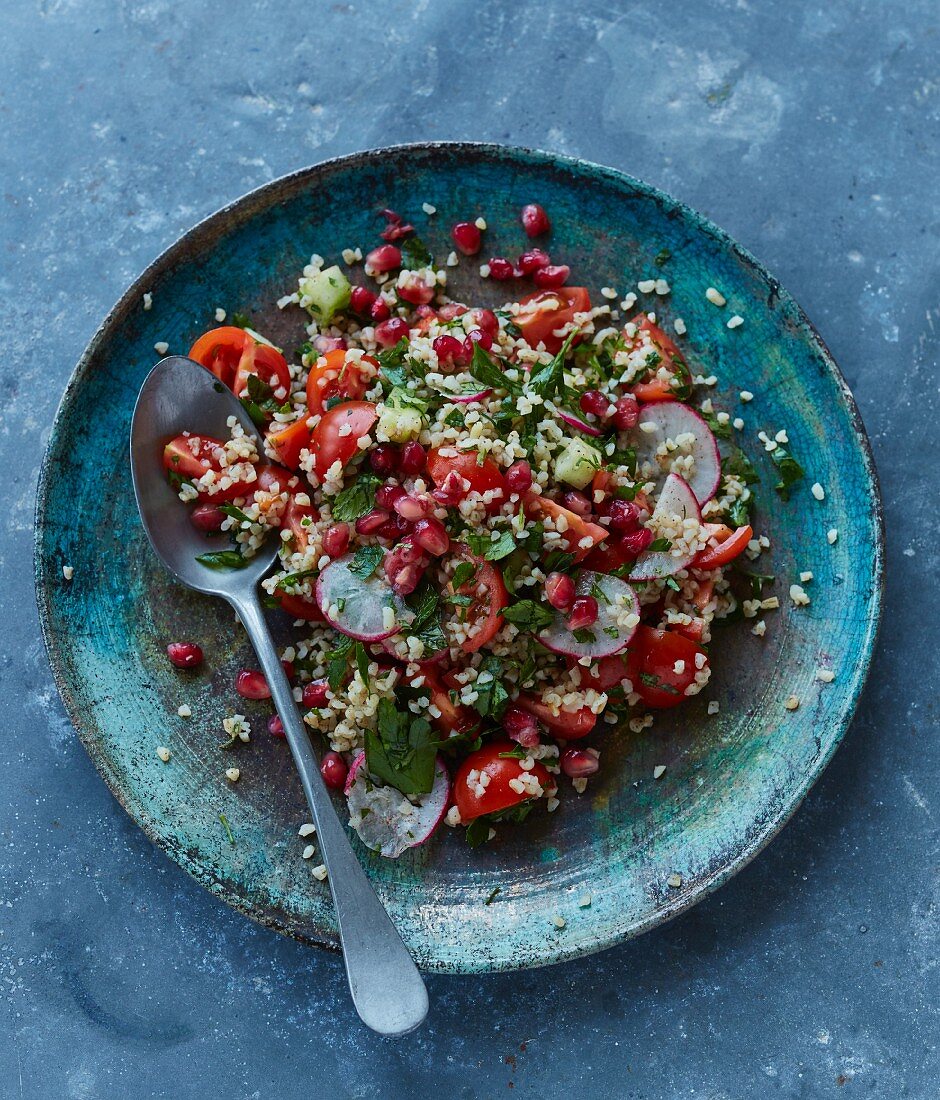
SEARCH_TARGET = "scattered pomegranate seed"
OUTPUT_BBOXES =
[167,642,203,669]
[561,747,600,778]
[380,207,403,223]
[313,334,347,354]
[385,548,426,596]
[562,490,593,517]
[236,669,271,700]
[504,460,533,494]
[487,257,515,280]
[517,248,551,274]
[350,286,377,315]
[379,221,414,242]
[613,394,640,431]
[472,309,499,338]
[567,596,599,631]
[370,298,391,322]
[321,751,348,790]
[394,493,433,522]
[521,203,551,237]
[376,483,406,510]
[503,705,540,748]
[464,328,492,352]
[545,572,575,611]
[608,500,641,533]
[433,334,464,366]
[355,508,391,536]
[451,221,481,255]
[365,244,401,273]
[377,516,412,540]
[438,303,468,321]
[322,522,350,558]
[413,517,450,556]
[374,317,410,347]
[398,275,435,306]
[303,680,329,708]
[369,444,399,477]
[533,264,569,289]
[190,504,225,534]
[620,527,653,556]
[432,469,467,505]
[267,715,285,738]
[579,390,610,419]
[399,441,427,474]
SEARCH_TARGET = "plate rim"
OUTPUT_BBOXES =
[33,141,885,972]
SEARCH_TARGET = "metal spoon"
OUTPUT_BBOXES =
[129,356,428,1037]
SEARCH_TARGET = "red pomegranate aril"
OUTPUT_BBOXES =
[620,527,653,556]
[374,317,409,347]
[545,571,576,611]
[464,328,492,351]
[321,751,348,791]
[613,394,640,431]
[433,334,464,366]
[397,276,435,306]
[370,298,391,323]
[432,469,467,505]
[533,264,569,289]
[517,248,551,274]
[380,207,403,224]
[567,596,599,631]
[472,309,499,338]
[394,493,433,521]
[267,714,285,738]
[503,705,540,748]
[451,221,481,255]
[562,490,593,517]
[504,459,533,494]
[190,504,225,534]
[302,680,329,708]
[369,443,399,476]
[561,747,600,778]
[355,508,391,535]
[579,390,611,419]
[437,303,468,321]
[376,483,406,510]
[608,499,641,533]
[413,517,450,557]
[386,558,425,596]
[365,244,401,273]
[236,669,271,700]
[399,441,427,474]
[521,203,552,237]
[376,517,408,540]
[167,642,203,669]
[487,257,515,280]
[379,221,414,242]
[322,522,350,558]
[350,286,377,315]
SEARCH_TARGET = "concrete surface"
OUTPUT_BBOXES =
[2,0,937,1097]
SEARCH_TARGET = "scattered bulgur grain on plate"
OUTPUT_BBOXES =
[784,695,800,711]
[156,746,171,762]
[62,565,74,580]
[705,287,726,306]
[667,873,683,888]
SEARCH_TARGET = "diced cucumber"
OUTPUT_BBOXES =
[378,387,426,442]
[553,437,602,489]
[299,265,351,325]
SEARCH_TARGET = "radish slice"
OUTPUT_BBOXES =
[539,571,640,660]
[631,401,720,504]
[450,388,492,404]
[345,751,450,858]
[628,473,703,582]
[315,555,405,642]
[557,409,602,437]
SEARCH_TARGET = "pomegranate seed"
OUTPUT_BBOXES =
[533,264,569,289]
[415,304,435,319]
[504,460,533,494]
[613,394,640,431]
[413,517,450,556]
[451,221,481,255]
[503,705,540,748]
[303,680,329,708]
[313,334,347,354]
[355,508,391,535]
[620,527,653,556]
[369,444,399,476]
[350,286,377,315]
[386,558,425,597]
[379,221,414,242]
[433,334,464,366]
[561,747,600,778]
[579,390,610,418]
[399,441,427,474]
[521,203,552,237]
[487,257,515,281]
[562,490,592,517]
[322,522,350,558]
[394,493,433,521]
[380,207,403,223]
[608,500,641,533]
[567,596,599,631]
[321,751,348,791]
[398,276,435,306]
[236,669,271,700]
[365,244,401,273]
[377,516,411,540]
[376,483,406,510]
[437,303,468,321]
[190,504,225,533]
[370,298,391,322]
[517,248,551,274]
[545,572,575,611]
[472,309,499,338]
[432,469,467,505]
[167,642,203,669]
[464,328,492,351]
[267,714,285,738]
[396,539,425,565]
[374,317,409,347]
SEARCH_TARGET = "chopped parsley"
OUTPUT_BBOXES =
[451,561,475,589]
[470,655,510,721]
[331,473,381,522]
[722,447,760,486]
[648,538,673,552]
[348,544,384,580]
[503,600,555,632]
[364,698,437,795]
[468,342,520,396]
[195,550,251,570]
[400,234,433,271]
[769,444,805,500]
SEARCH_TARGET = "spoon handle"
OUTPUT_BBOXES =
[229,590,429,1037]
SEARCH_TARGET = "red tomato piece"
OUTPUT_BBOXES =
[572,654,631,692]
[514,692,597,740]
[453,741,551,822]
[421,667,479,739]
[309,401,378,479]
[281,491,317,552]
[523,494,606,563]
[305,348,376,416]
[581,537,636,575]
[427,449,508,513]
[623,316,691,402]
[162,433,258,503]
[694,525,753,569]
[516,287,591,354]
[266,418,311,471]
[625,626,709,709]
[275,591,324,621]
[189,327,291,404]
[446,543,508,652]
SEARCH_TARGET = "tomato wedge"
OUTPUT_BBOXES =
[694,525,752,569]
[305,348,376,415]
[516,287,591,354]
[266,417,311,471]
[427,449,507,512]
[572,653,631,692]
[515,692,597,740]
[421,666,479,738]
[275,591,324,621]
[453,741,551,821]
[281,490,317,552]
[447,543,508,651]
[523,493,606,563]
[625,626,709,709]
[189,327,291,404]
[162,433,258,503]
[623,316,691,402]
[309,401,377,479]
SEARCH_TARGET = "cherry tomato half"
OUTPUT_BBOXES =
[266,417,311,471]
[281,490,317,552]
[523,493,606,563]
[625,626,709,709]
[453,741,551,822]
[694,524,752,570]
[189,327,291,404]
[305,348,376,416]
[162,433,258,503]
[623,316,691,402]
[309,401,378,479]
[446,543,509,652]
[516,287,592,354]
[515,692,597,740]
[427,449,508,513]
[421,666,479,739]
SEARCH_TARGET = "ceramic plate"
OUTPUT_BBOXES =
[34,143,883,972]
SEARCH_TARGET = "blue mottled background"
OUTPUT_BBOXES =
[3,1,937,1097]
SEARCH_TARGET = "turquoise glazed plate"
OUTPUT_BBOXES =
[35,143,883,973]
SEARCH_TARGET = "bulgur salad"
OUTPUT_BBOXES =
[159,201,805,857]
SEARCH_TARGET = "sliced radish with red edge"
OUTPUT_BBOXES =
[315,555,404,642]
[631,401,720,504]
[345,752,450,858]
[538,571,640,660]
[628,473,702,582]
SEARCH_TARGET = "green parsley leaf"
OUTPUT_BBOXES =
[451,561,475,590]
[348,544,384,580]
[722,447,760,486]
[400,234,433,271]
[769,444,805,500]
[648,538,673,552]
[275,568,318,592]
[465,816,491,848]
[443,408,464,428]
[195,550,250,570]
[331,474,381,522]
[471,655,510,721]
[590,581,611,605]
[498,746,528,760]
[494,309,522,337]
[654,248,672,266]
[664,576,681,592]
[219,503,252,525]
[365,698,437,795]
[484,530,517,561]
[572,627,596,644]
[527,328,579,401]
[702,409,733,439]
[468,342,520,396]
[503,600,555,632]
[230,311,251,329]
[727,497,751,528]
[377,338,410,388]
[543,549,576,574]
